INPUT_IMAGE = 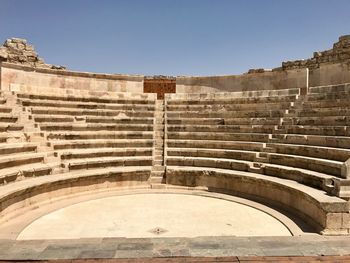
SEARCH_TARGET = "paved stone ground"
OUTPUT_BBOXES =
[18,194,291,239]
[1,256,350,262]
[0,236,349,261]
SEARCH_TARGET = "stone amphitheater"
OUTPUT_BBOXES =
[0,36,350,261]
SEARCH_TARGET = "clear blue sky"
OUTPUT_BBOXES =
[0,0,350,76]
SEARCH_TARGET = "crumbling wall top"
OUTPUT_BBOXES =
[0,38,66,70]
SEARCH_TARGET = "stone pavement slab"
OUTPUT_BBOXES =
[0,236,349,261]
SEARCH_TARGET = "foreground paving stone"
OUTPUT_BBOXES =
[0,236,350,261]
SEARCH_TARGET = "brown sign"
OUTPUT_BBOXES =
[144,78,176,100]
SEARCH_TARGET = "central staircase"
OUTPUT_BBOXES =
[150,99,166,188]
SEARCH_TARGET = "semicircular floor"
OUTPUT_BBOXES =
[17,193,292,239]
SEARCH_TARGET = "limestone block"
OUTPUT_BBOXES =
[0,47,8,60]
[341,159,350,179]
[325,213,343,229]
[11,38,27,44]
[343,213,350,228]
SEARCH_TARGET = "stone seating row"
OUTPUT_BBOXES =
[167,133,350,149]
[270,134,350,149]
[30,107,155,118]
[63,156,153,170]
[17,92,156,104]
[280,125,350,136]
[167,97,298,107]
[46,131,153,140]
[165,88,300,101]
[20,98,156,111]
[32,115,154,125]
[308,83,350,94]
[167,110,285,119]
[166,102,292,111]
[58,148,152,160]
[49,139,153,150]
[168,123,350,136]
[167,115,350,129]
[298,98,350,109]
[0,166,152,223]
[0,106,12,114]
[38,123,154,132]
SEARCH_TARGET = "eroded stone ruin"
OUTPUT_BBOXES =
[0,38,65,70]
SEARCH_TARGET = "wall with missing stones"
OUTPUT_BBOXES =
[280,35,350,71]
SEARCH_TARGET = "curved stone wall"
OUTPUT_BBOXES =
[0,63,144,95]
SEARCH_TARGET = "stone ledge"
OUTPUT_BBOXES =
[165,166,349,235]
[0,62,144,81]
[0,167,152,223]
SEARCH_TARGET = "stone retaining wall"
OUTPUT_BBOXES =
[0,62,144,95]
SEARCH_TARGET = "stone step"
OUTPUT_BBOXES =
[45,156,60,163]
[64,156,153,170]
[17,92,156,105]
[152,166,165,171]
[259,152,269,158]
[46,131,154,140]
[153,160,163,165]
[31,107,155,118]
[255,157,269,163]
[57,148,152,159]
[151,170,165,177]
[151,183,167,189]
[248,165,264,174]
[39,123,154,132]
[150,177,164,184]
[50,139,154,150]
[21,98,156,111]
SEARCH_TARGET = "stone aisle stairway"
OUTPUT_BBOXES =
[150,100,166,188]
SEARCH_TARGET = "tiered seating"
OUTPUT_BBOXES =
[0,92,54,185]
[17,92,156,172]
[269,83,350,178]
[165,88,350,234]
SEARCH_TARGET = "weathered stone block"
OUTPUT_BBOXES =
[325,213,343,229]
[341,159,350,179]
[342,213,350,229]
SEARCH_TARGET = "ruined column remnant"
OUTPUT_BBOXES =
[0,38,66,70]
